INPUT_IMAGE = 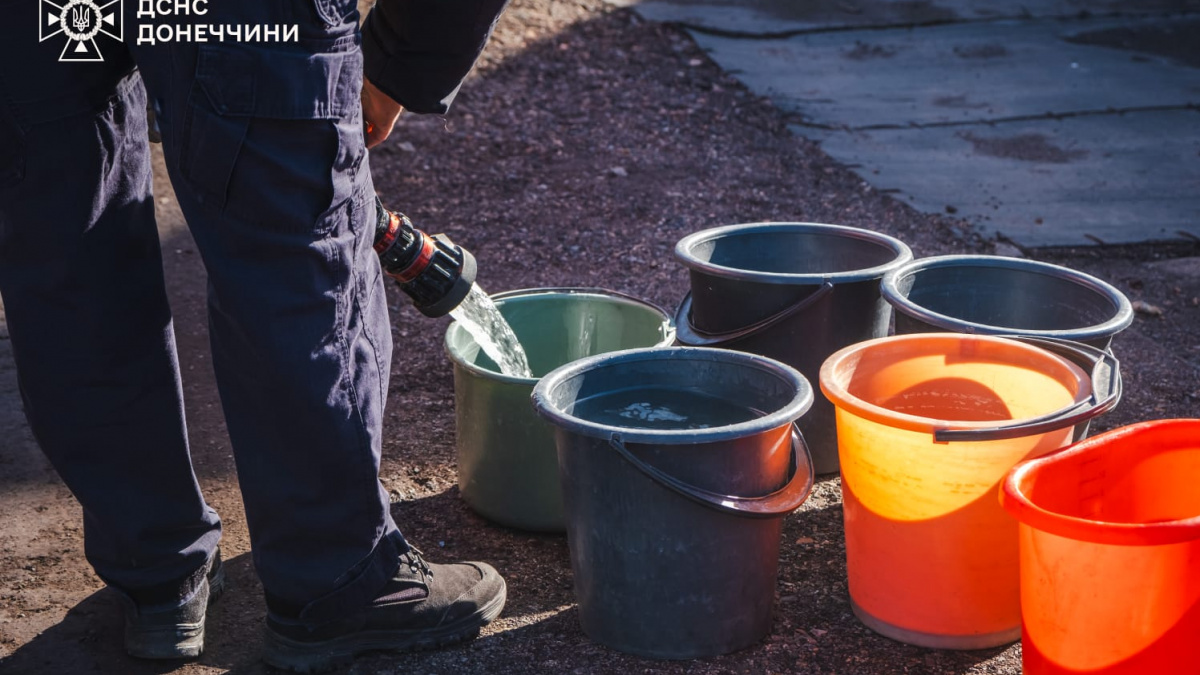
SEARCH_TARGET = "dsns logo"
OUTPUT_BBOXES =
[40,0,124,62]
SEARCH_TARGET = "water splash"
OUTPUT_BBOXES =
[450,285,533,378]
[612,402,689,424]
[575,387,763,430]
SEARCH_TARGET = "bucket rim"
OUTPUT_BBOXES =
[444,287,677,384]
[1001,419,1200,546]
[881,254,1134,342]
[531,346,814,444]
[674,222,913,285]
[818,333,1091,438]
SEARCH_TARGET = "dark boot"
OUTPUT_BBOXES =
[262,548,506,673]
[121,550,227,660]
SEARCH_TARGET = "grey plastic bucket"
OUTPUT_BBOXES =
[532,347,815,659]
[674,223,912,474]
[881,255,1133,351]
[445,288,674,532]
[881,256,1131,441]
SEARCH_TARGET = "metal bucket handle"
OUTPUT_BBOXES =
[934,337,1122,443]
[607,424,815,518]
[673,281,836,346]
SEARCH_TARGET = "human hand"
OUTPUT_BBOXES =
[362,77,404,149]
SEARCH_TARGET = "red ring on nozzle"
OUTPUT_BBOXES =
[374,212,402,255]
[393,234,438,283]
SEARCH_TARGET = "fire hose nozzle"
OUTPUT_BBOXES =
[373,197,477,318]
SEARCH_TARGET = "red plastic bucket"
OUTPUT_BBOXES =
[1001,419,1200,674]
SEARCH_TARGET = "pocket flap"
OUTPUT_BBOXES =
[195,44,360,120]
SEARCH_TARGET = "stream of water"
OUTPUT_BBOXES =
[450,285,533,378]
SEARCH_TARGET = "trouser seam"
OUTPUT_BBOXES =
[329,208,385,554]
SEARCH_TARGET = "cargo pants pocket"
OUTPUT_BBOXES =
[178,42,365,234]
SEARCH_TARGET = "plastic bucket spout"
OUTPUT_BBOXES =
[819,334,1116,649]
[445,288,674,532]
[674,222,912,475]
[1001,419,1200,674]
[882,255,1133,351]
[532,347,815,659]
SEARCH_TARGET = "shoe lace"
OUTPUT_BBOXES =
[401,547,434,579]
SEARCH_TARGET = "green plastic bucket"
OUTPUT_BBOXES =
[445,288,675,532]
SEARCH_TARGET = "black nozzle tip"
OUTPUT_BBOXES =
[415,245,477,318]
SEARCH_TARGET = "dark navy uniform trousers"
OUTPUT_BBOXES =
[0,0,409,624]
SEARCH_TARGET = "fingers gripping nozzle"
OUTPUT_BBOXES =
[372,197,477,318]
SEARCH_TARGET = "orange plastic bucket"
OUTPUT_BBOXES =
[819,334,1117,649]
[1001,419,1200,674]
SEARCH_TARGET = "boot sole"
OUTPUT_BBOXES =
[260,581,507,674]
[125,555,227,660]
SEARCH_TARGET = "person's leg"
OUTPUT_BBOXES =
[128,1,407,623]
[0,0,221,623]
[129,6,504,669]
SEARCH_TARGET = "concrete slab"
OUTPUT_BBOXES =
[804,109,1200,247]
[610,0,1198,37]
[1067,16,1200,68]
[620,0,1199,246]
[690,16,1200,128]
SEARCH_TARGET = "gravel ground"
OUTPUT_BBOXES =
[1,0,1197,673]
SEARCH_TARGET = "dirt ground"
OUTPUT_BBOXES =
[1,0,1198,673]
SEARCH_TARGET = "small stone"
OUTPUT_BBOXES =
[608,166,628,177]
[994,242,1024,258]
[688,58,703,67]
[811,628,828,637]
[397,141,416,153]
[1132,300,1164,317]
[795,537,815,545]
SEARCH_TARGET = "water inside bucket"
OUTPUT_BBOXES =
[449,285,533,378]
[571,387,764,430]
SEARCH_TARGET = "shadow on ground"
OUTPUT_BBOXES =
[2,0,1197,673]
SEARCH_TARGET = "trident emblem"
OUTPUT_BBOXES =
[71,5,91,32]
[40,0,123,62]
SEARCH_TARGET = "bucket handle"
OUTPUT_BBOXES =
[933,337,1122,443]
[673,281,836,346]
[607,425,815,519]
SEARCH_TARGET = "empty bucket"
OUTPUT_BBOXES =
[445,288,674,532]
[1001,419,1200,674]
[819,334,1118,649]
[532,347,815,658]
[674,222,912,475]
[882,255,1133,351]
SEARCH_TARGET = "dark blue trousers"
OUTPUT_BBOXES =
[0,0,407,624]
